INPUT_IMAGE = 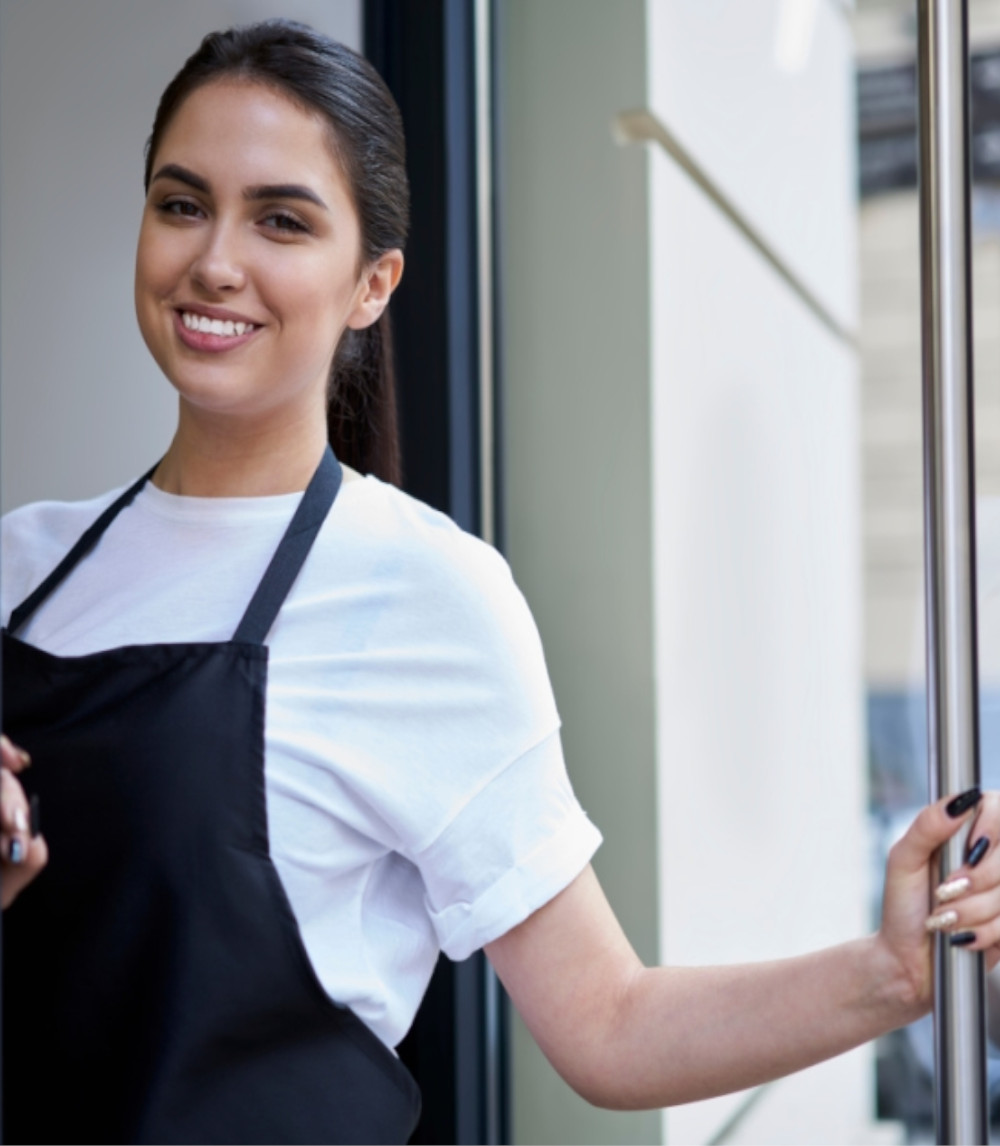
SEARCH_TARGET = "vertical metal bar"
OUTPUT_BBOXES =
[917,2,989,1143]
[474,0,495,553]
[474,4,508,1142]
[444,0,479,537]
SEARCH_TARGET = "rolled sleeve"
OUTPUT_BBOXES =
[413,731,603,961]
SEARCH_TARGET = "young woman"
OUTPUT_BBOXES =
[2,19,999,1145]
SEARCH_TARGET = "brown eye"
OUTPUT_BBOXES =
[261,210,310,235]
[156,199,203,220]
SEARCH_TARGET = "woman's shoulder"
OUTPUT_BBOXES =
[324,475,547,666]
[333,474,514,593]
[1,486,128,622]
[2,486,126,554]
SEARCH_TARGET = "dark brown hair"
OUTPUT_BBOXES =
[144,20,408,483]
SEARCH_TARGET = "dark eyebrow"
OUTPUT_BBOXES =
[245,184,328,211]
[149,165,328,212]
[150,163,209,193]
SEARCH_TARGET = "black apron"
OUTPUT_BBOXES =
[1,447,421,1145]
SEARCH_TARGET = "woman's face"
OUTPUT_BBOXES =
[135,79,393,426]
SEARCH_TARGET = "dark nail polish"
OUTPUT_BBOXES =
[9,839,24,865]
[28,794,40,839]
[968,836,990,868]
[950,931,977,947]
[947,787,982,818]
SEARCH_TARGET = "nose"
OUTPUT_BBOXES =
[189,221,247,294]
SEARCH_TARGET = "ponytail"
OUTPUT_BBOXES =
[327,312,401,485]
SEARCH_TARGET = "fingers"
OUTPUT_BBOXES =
[0,767,31,863]
[0,768,45,910]
[920,791,1000,951]
[889,787,989,875]
[0,734,31,774]
[876,790,1000,1002]
[925,883,1000,951]
[1,833,47,911]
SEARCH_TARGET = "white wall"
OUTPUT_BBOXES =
[0,0,360,513]
[647,3,868,1143]
[650,143,867,1146]
[646,0,857,332]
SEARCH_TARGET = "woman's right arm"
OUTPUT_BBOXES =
[1,735,47,909]
[486,791,1000,1109]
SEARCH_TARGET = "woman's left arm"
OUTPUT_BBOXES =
[485,791,1000,1110]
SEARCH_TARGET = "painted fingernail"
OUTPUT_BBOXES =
[968,836,990,867]
[926,910,959,931]
[950,931,977,947]
[936,877,971,903]
[12,808,27,834]
[947,787,982,817]
[9,838,24,865]
[29,795,40,838]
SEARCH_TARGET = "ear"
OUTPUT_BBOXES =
[346,249,404,330]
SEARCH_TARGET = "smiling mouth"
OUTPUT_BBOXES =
[179,311,259,338]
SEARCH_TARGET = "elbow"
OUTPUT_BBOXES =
[562,1070,661,1112]
[560,1066,617,1110]
[549,1047,662,1112]
[573,1082,649,1112]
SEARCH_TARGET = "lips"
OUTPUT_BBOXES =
[181,311,256,337]
[173,307,262,352]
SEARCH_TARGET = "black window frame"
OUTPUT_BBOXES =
[364,2,508,1143]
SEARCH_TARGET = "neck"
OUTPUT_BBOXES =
[152,404,329,497]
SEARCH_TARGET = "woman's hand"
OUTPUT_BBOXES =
[877,787,1000,1012]
[1,734,47,909]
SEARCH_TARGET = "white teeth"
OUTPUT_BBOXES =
[181,312,253,337]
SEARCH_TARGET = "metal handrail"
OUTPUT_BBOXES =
[917,2,989,1142]
[612,108,855,348]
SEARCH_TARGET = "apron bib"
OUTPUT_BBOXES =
[2,447,420,1144]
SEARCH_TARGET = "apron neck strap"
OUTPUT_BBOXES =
[232,445,342,645]
[6,448,343,645]
[6,465,158,637]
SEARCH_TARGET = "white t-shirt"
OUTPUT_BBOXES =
[1,472,602,1048]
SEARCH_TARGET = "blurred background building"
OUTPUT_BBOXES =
[5,0,1000,1143]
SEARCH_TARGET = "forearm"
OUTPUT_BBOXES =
[489,865,931,1111]
[583,936,922,1109]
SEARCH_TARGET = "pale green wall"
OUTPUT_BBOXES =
[499,1,660,1142]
